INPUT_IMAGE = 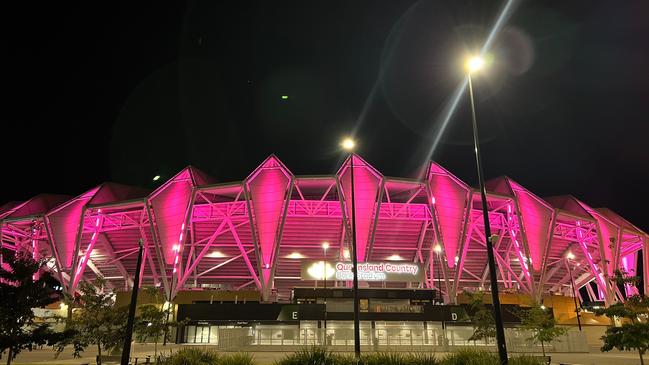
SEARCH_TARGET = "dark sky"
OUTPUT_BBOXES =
[5,1,648,231]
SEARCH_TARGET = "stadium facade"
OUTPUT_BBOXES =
[3,154,648,345]
[1,154,646,307]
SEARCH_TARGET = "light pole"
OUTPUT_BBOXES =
[121,239,144,365]
[341,137,361,359]
[566,251,582,331]
[434,244,445,330]
[466,55,508,365]
[323,241,330,331]
[322,242,329,290]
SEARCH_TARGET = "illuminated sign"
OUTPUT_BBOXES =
[301,261,423,282]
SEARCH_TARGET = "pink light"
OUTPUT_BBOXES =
[575,199,620,277]
[622,252,639,296]
[339,155,381,262]
[427,162,470,269]
[45,186,102,269]
[149,168,194,263]
[247,156,292,286]
[431,196,436,205]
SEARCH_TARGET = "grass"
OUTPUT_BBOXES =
[161,347,544,365]
[161,348,254,365]
[274,347,544,365]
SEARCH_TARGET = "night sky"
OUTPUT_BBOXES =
[5,1,648,231]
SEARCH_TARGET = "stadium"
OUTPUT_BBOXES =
[1,154,647,346]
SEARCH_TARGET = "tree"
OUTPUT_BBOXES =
[601,322,649,365]
[0,252,67,365]
[596,271,649,365]
[58,279,128,365]
[465,291,496,343]
[134,287,185,358]
[517,304,567,356]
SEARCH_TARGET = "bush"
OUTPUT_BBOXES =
[274,347,341,365]
[162,348,253,365]
[168,346,540,365]
[440,348,498,365]
[219,353,255,365]
[274,347,437,365]
[362,352,437,365]
[509,356,545,365]
[439,348,544,365]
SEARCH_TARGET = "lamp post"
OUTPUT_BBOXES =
[323,242,330,290]
[433,244,446,330]
[566,251,582,331]
[121,239,144,365]
[466,55,508,365]
[323,241,330,331]
[341,137,361,359]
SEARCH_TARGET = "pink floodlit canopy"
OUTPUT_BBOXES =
[1,156,647,304]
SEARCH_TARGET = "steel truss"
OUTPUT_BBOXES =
[0,156,646,305]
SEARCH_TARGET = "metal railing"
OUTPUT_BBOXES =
[183,327,588,353]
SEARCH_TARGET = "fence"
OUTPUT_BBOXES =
[194,327,588,353]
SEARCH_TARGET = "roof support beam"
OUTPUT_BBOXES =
[139,226,160,286]
[97,233,133,289]
[196,248,255,278]
[145,204,170,298]
[228,220,261,290]
[176,219,227,290]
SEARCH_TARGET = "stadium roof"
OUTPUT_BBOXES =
[1,155,646,304]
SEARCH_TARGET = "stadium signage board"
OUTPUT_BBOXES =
[300,261,423,282]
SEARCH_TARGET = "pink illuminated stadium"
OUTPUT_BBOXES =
[1,154,647,305]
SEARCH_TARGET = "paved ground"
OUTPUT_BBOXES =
[7,344,644,365]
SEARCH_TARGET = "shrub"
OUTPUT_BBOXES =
[164,348,220,365]
[275,348,438,365]
[274,346,339,365]
[440,348,498,365]
[161,348,253,365]
[219,353,255,365]
[362,352,437,365]
[509,355,545,365]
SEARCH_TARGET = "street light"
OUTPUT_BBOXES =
[322,241,330,331]
[341,138,355,151]
[322,242,330,290]
[465,54,508,365]
[433,244,443,302]
[433,244,446,330]
[566,251,582,331]
[341,137,361,359]
[121,239,144,365]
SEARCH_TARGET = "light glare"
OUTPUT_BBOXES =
[341,138,355,151]
[287,252,305,259]
[209,251,227,258]
[466,56,485,73]
[153,175,161,181]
